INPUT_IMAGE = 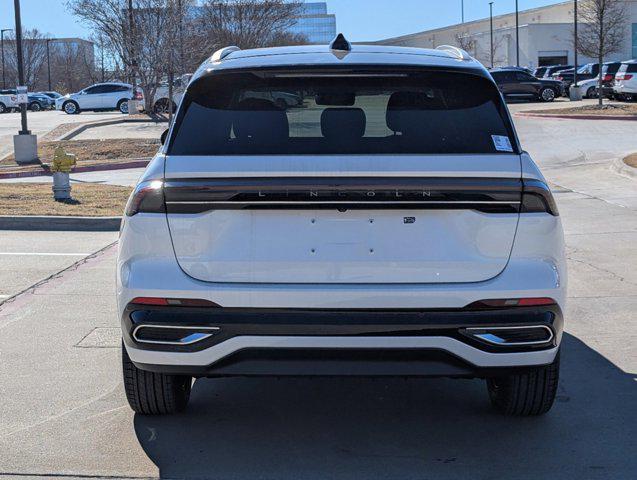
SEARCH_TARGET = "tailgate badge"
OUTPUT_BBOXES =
[403,217,416,224]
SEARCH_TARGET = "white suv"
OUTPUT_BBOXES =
[613,60,637,101]
[118,38,566,416]
[56,82,143,114]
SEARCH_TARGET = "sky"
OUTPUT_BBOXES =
[7,0,565,41]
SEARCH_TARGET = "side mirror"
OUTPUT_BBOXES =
[160,128,169,145]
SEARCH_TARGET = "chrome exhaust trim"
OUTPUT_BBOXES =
[132,325,220,346]
[464,325,554,346]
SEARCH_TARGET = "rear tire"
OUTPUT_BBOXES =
[586,86,597,99]
[29,101,42,112]
[0,102,6,114]
[122,342,192,415]
[539,87,556,102]
[486,350,560,416]
[118,99,129,114]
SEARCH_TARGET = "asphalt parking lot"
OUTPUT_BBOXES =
[0,110,635,479]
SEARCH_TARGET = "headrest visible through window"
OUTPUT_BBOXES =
[320,107,366,141]
[233,98,289,142]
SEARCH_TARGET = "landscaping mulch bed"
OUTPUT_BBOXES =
[624,153,637,169]
[0,183,132,216]
[0,138,160,166]
[523,103,637,117]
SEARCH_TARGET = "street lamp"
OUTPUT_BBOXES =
[1,28,12,89]
[489,2,494,68]
[46,38,56,91]
[515,0,519,67]
[461,0,464,23]
[12,0,38,165]
[573,0,578,89]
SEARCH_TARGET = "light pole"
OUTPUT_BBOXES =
[573,0,578,88]
[46,38,54,91]
[461,0,464,23]
[515,0,519,67]
[489,2,494,68]
[1,29,12,89]
[12,0,38,165]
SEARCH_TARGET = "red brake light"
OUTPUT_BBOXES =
[125,180,165,216]
[131,297,220,307]
[555,76,562,81]
[466,298,556,309]
[623,74,633,81]
[602,74,612,82]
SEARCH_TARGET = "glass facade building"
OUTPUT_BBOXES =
[289,2,337,44]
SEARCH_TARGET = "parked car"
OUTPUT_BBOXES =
[533,66,548,78]
[0,89,53,111]
[39,91,64,101]
[490,67,563,101]
[541,65,573,79]
[613,60,637,101]
[152,74,192,113]
[572,62,622,99]
[553,63,599,91]
[0,92,19,113]
[119,41,566,417]
[55,82,143,114]
[27,93,55,111]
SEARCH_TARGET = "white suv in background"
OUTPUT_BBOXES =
[118,38,567,417]
[613,60,637,101]
[56,82,143,114]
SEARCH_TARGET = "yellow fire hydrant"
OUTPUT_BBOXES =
[51,146,77,201]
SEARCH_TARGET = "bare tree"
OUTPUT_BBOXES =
[3,28,50,89]
[576,0,627,106]
[199,0,306,50]
[454,31,476,57]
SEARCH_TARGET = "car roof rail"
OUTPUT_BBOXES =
[210,46,241,62]
[436,45,472,61]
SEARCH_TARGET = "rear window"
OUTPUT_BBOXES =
[619,63,637,74]
[168,69,516,156]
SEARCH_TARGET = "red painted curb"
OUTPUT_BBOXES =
[515,112,637,121]
[0,158,150,180]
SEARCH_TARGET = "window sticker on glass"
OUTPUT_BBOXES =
[492,135,513,152]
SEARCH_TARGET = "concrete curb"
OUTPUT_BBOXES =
[515,112,637,121]
[610,158,637,180]
[0,215,121,231]
[58,116,167,141]
[0,157,150,180]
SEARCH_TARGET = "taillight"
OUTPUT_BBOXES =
[555,76,563,81]
[125,180,165,216]
[131,297,220,307]
[623,74,633,81]
[466,298,556,309]
[520,179,559,216]
[603,74,612,82]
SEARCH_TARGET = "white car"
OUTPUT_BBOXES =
[152,74,192,113]
[0,92,19,113]
[571,77,601,99]
[55,82,143,114]
[118,38,567,416]
[613,60,637,100]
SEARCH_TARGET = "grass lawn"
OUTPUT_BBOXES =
[0,183,132,216]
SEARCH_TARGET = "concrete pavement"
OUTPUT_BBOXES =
[0,110,125,159]
[0,112,635,479]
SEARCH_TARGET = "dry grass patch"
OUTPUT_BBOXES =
[624,153,637,169]
[0,183,132,216]
[1,138,159,166]
[525,103,637,116]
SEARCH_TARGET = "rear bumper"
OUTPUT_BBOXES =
[123,304,563,377]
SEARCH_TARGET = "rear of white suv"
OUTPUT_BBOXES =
[613,60,637,100]
[118,41,566,416]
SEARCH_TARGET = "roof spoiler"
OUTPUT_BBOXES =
[210,46,241,62]
[436,45,472,61]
